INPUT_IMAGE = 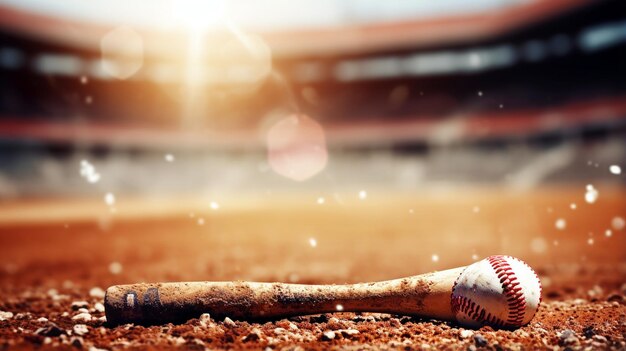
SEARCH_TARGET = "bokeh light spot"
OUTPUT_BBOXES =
[100,26,144,80]
[267,114,328,181]
[108,262,123,275]
[585,184,599,204]
[612,217,625,230]
[530,237,547,253]
[104,193,115,206]
[359,190,367,200]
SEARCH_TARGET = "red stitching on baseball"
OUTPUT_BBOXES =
[505,255,542,320]
[450,265,509,328]
[487,255,527,326]
[451,294,508,328]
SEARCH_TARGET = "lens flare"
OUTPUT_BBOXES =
[100,26,144,80]
[267,114,328,181]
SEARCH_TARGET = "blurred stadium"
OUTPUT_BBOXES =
[0,0,624,270]
[0,0,624,199]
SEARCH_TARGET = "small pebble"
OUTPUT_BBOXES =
[243,328,262,342]
[474,334,488,347]
[199,313,212,327]
[173,336,185,345]
[73,324,89,336]
[70,336,83,348]
[35,325,65,337]
[72,313,92,322]
[94,302,105,313]
[223,317,236,327]
[36,317,48,323]
[52,294,69,302]
[583,326,595,338]
[339,329,359,336]
[559,329,579,346]
[89,287,106,298]
[607,293,624,304]
[354,315,376,322]
[459,329,474,339]
[322,331,336,341]
[515,330,530,338]
[593,335,608,343]
[288,322,298,331]
[587,285,604,300]
[71,301,89,310]
[0,311,14,321]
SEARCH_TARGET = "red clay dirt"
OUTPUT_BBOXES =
[0,188,625,350]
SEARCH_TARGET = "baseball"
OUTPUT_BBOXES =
[451,255,542,329]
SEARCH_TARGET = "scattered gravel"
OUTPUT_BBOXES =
[72,312,92,322]
[243,328,263,342]
[0,311,13,321]
[559,329,579,346]
[14,312,31,320]
[70,336,84,348]
[0,215,624,350]
[459,329,474,339]
[35,324,65,337]
[71,301,89,310]
[199,313,212,327]
[0,281,624,350]
[322,331,336,341]
[338,328,360,337]
[223,317,236,327]
[89,287,106,299]
[474,333,488,347]
[73,324,89,336]
[94,302,105,313]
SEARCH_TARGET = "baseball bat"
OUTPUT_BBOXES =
[105,255,542,328]
[105,267,465,325]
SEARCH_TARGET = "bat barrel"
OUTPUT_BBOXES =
[105,267,463,325]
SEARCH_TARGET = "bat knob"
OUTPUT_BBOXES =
[105,284,164,325]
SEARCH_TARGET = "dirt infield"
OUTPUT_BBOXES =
[1,187,625,350]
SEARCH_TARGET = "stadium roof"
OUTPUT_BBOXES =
[0,0,595,57]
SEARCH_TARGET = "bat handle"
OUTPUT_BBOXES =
[105,267,463,325]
